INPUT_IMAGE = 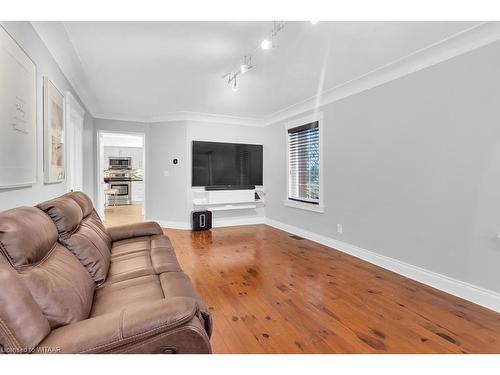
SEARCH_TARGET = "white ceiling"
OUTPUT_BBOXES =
[33,21,482,123]
[102,133,144,147]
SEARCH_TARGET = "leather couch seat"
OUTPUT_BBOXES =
[0,192,212,354]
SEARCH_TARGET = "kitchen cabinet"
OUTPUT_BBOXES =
[132,181,144,203]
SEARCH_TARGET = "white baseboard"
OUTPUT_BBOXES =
[156,216,265,230]
[213,216,265,228]
[265,218,500,313]
[157,220,190,230]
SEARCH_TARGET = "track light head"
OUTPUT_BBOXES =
[261,39,272,50]
[231,76,238,92]
[240,64,249,73]
[310,21,319,25]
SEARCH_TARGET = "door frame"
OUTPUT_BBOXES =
[96,130,147,220]
[65,92,85,192]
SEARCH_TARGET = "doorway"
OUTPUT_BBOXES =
[97,131,146,227]
[66,92,85,192]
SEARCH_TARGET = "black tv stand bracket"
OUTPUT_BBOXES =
[205,185,255,191]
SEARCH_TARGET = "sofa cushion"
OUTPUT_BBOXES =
[0,207,59,267]
[91,275,164,317]
[90,270,211,337]
[105,251,155,284]
[111,236,151,258]
[160,272,212,336]
[38,194,111,285]
[0,207,95,330]
[64,192,112,251]
[18,244,95,329]
[107,221,163,242]
[64,191,94,217]
[150,235,182,273]
[36,197,82,235]
[0,256,51,353]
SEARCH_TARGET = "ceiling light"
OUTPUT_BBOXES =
[261,39,272,50]
[310,21,319,25]
[240,64,249,73]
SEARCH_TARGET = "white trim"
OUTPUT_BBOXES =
[263,22,500,126]
[93,111,263,127]
[34,22,500,128]
[65,92,85,193]
[30,21,99,115]
[97,130,146,219]
[285,112,324,211]
[264,218,500,313]
[65,91,85,119]
[157,220,191,230]
[283,199,325,213]
[157,216,265,230]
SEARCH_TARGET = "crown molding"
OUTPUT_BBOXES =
[33,21,500,128]
[94,111,263,127]
[30,21,100,115]
[262,21,500,126]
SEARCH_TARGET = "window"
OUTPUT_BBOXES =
[285,113,324,212]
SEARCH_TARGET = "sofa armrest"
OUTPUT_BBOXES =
[107,221,163,242]
[37,297,210,353]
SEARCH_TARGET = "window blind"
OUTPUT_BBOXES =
[287,121,320,204]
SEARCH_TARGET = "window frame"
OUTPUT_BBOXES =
[284,112,324,213]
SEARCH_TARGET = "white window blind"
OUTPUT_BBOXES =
[287,121,320,205]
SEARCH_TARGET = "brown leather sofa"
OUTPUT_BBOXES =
[0,192,211,354]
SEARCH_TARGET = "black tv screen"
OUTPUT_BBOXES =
[192,141,263,187]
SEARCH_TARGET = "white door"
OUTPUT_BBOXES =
[65,92,85,192]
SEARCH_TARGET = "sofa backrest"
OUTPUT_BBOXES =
[0,207,95,351]
[37,192,112,285]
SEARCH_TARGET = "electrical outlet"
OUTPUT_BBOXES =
[337,224,343,234]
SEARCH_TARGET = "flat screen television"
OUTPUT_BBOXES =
[192,141,263,188]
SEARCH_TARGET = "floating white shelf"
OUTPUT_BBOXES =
[209,204,257,211]
[191,188,265,211]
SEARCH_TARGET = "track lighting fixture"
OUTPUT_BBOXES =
[222,21,289,91]
[226,73,239,92]
[240,56,252,73]
[231,76,238,92]
[261,39,272,50]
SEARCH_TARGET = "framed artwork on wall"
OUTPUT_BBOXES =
[43,76,65,183]
[0,25,37,189]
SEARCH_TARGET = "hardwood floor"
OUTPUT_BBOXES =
[164,224,500,354]
[104,204,144,227]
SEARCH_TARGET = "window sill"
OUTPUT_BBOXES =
[283,199,325,213]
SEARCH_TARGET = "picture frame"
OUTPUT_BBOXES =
[0,25,37,189]
[43,76,65,183]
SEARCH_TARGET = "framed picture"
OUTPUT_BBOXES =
[0,25,37,189]
[43,76,65,183]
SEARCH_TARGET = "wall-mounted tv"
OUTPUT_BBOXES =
[192,141,263,188]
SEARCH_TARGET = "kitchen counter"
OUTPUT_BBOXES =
[103,178,143,183]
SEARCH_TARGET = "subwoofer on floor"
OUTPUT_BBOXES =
[191,210,212,231]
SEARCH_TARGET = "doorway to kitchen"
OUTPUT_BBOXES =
[97,131,146,228]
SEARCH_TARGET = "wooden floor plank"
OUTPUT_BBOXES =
[164,224,500,354]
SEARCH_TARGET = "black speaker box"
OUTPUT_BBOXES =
[191,210,212,231]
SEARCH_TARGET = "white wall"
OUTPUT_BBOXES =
[265,41,500,294]
[147,121,188,225]
[147,120,266,227]
[0,22,92,211]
